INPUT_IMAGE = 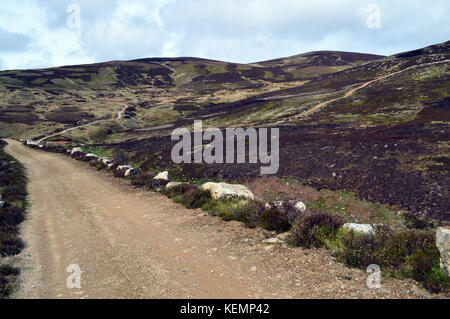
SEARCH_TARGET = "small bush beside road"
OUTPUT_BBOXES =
[0,140,27,298]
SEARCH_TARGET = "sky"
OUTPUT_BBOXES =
[0,0,449,70]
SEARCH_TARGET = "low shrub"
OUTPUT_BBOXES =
[289,210,344,248]
[161,183,212,208]
[403,211,436,230]
[234,200,266,227]
[397,234,449,293]
[0,145,27,286]
[281,199,304,224]
[337,228,450,293]
[171,194,297,232]
[172,188,212,209]
[71,152,86,160]
[0,233,24,256]
[1,186,27,203]
[0,264,20,299]
[111,148,128,165]
[202,198,265,227]
[114,168,127,178]
[259,208,291,232]
[152,179,169,190]
[0,264,19,277]
[41,145,66,154]
[0,206,25,227]
[237,198,304,232]
[337,229,386,268]
[162,183,199,198]
[84,156,100,163]
[131,172,156,189]
[0,225,19,237]
[419,265,450,293]
[382,229,435,268]
[90,161,106,171]
[108,163,119,171]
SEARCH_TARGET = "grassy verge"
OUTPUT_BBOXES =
[246,177,406,228]
[81,145,109,158]
[0,140,27,298]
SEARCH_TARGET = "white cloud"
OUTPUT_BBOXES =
[0,0,95,70]
[0,0,449,70]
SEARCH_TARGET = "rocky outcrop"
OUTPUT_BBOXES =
[154,171,170,181]
[202,182,254,200]
[436,227,450,276]
[343,223,375,235]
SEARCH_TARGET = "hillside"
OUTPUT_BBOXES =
[1,41,449,223]
[0,51,382,138]
[199,41,450,128]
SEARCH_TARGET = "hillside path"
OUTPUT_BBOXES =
[300,59,450,117]
[4,139,432,299]
[36,120,107,143]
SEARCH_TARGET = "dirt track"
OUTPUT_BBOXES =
[36,119,107,143]
[4,139,435,299]
[299,59,450,117]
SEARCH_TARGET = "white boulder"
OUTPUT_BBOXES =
[202,182,254,200]
[26,140,39,146]
[107,163,115,169]
[277,232,290,241]
[0,200,4,208]
[263,237,284,244]
[154,171,170,181]
[71,147,83,155]
[436,227,450,276]
[117,165,132,171]
[166,182,188,189]
[85,153,98,159]
[343,223,375,235]
[124,168,140,177]
[294,201,307,212]
[100,158,112,165]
